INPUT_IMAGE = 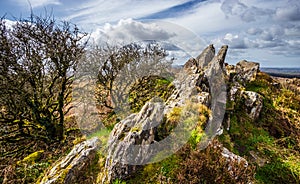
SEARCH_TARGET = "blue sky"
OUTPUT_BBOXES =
[1,0,300,67]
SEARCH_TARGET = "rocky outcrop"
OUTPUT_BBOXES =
[40,137,100,184]
[103,44,265,183]
[226,64,236,77]
[234,60,260,84]
[104,67,207,182]
[104,100,163,182]
[225,59,262,122]
[104,44,228,183]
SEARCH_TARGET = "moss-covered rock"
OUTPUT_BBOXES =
[39,137,101,184]
[17,150,44,165]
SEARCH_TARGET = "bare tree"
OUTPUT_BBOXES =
[86,42,173,117]
[0,14,87,144]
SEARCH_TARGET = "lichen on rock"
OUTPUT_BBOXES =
[242,91,263,120]
[234,60,260,84]
[17,150,44,166]
[39,137,100,184]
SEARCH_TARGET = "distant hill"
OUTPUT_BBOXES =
[261,67,300,78]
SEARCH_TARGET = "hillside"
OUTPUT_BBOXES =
[261,68,300,78]
[1,44,299,184]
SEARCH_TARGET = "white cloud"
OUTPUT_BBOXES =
[213,33,247,49]
[13,0,61,8]
[89,18,176,45]
[224,33,238,42]
[220,0,272,22]
[165,2,242,36]
[88,18,206,63]
[284,25,300,37]
[247,28,262,35]
[274,2,300,21]
[65,0,189,28]
[6,0,300,67]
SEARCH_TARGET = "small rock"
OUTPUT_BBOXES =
[249,151,268,167]
[225,64,236,76]
[242,91,263,120]
[222,147,248,167]
[40,137,101,184]
[228,82,244,102]
[197,92,210,106]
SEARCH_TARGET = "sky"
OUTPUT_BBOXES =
[0,0,300,67]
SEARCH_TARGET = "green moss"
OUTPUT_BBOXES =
[130,126,141,133]
[72,136,87,145]
[17,150,44,165]
[128,154,181,183]
[256,159,299,184]
[157,102,210,144]
[246,72,274,95]
[155,78,170,86]
[128,75,174,113]
[221,72,300,183]
[218,133,234,151]
[19,162,50,183]
[112,179,127,184]
[188,130,205,149]
[88,129,111,144]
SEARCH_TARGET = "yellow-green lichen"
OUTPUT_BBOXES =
[17,150,44,165]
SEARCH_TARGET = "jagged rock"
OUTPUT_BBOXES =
[104,45,229,183]
[202,45,228,135]
[104,100,164,182]
[166,70,206,109]
[40,137,100,184]
[242,91,263,120]
[234,60,260,83]
[196,44,215,69]
[225,59,262,129]
[183,58,198,73]
[104,66,206,182]
[204,45,228,79]
[214,142,249,179]
[214,45,228,68]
